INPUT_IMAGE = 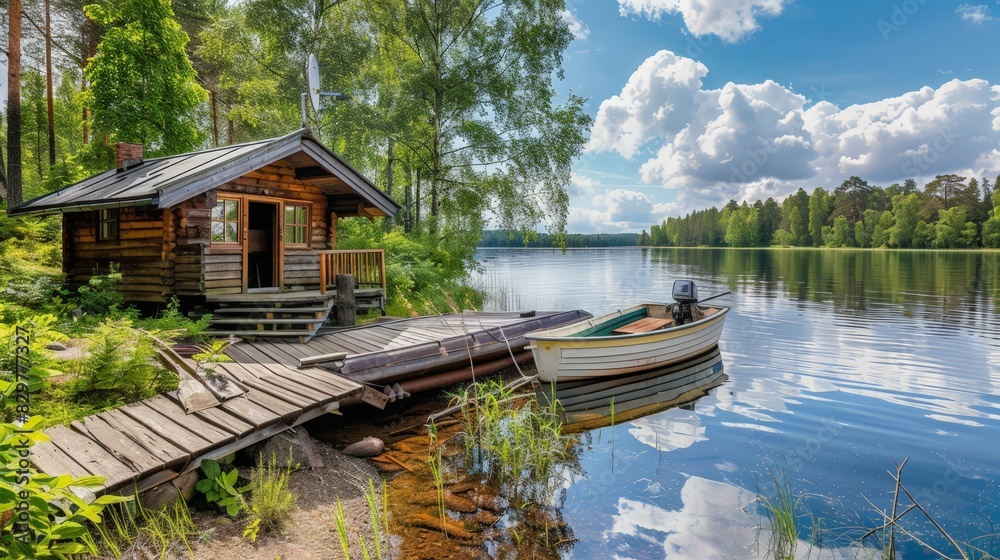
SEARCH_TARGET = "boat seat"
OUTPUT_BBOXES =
[612,317,673,335]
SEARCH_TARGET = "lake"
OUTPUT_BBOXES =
[471,247,1000,559]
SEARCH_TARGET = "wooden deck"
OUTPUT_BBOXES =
[29,310,589,497]
[226,310,592,385]
[30,361,363,496]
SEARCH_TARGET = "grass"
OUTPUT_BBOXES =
[752,464,807,560]
[245,452,298,538]
[427,420,448,533]
[95,498,198,559]
[452,377,571,504]
[332,477,391,560]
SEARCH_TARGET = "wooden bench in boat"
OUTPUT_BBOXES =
[613,317,673,334]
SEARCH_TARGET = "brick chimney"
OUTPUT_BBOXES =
[115,142,144,172]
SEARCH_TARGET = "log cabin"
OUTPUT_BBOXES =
[9,129,399,340]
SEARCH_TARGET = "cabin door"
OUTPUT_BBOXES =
[246,201,281,291]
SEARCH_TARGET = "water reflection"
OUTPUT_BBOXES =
[474,248,1000,558]
[539,348,726,430]
[605,476,877,560]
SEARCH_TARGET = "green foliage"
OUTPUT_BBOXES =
[455,378,570,504]
[824,215,854,247]
[75,266,126,316]
[888,194,921,248]
[808,187,832,247]
[479,230,639,248]
[338,218,483,315]
[752,464,811,560]
[137,298,212,340]
[0,416,130,558]
[95,497,196,558]
[871,211,893,248]
[191,339,235,364]
[84,0,208,155]
[643,174,1000,249]
[983,215,1000,248]
[933,207,976,249]
[724,203,761,247]
[71,317,174,408]
[195,458,247,517]
[244,453,297,538]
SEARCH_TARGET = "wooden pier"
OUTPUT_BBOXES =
[29,310,588,497]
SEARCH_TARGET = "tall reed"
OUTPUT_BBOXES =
[453,378,571,504]
[427,420,447,533]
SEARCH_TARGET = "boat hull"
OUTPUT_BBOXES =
[525,304,728,382]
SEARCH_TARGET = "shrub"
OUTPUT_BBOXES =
[137,297,212,340]
[244,453,297,539]
[71,317,174,407]
[196,459,247,517]
[76,265,126,316]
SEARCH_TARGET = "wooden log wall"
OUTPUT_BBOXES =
[64,207,169,303]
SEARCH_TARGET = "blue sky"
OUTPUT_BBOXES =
[559,1,1000,233]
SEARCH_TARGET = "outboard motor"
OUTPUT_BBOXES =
[671,280,702,325]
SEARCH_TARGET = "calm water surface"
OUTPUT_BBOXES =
[472,248,1000,559]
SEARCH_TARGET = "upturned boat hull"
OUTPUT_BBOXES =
[525,303,729,382]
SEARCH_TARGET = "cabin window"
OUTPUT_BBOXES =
[284,204,309,245]
[211,199,240,244]
[98,209,119,241]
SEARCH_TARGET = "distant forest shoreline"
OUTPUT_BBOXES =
[641,175,1000,250]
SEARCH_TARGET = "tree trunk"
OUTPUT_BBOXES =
[46,0,56,166]
[7,0,24,206]
[210,89,219,147]
[385,138,395,231]
[0,141,7,200]
[414,169,421,227]
[404,168,413,233]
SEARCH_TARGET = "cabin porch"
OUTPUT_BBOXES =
[202,249,387,342]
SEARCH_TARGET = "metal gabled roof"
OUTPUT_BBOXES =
[9,129,399,218]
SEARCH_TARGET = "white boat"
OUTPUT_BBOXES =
[525,281,729,382]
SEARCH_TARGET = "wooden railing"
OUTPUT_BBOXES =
[317,249,386,295]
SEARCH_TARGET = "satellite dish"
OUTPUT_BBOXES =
[307,54,321,113]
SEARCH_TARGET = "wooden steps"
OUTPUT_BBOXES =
[204,293,335,342]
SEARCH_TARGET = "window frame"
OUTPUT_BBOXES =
[283,203,311,247]
[97,208,120,242]
[211,198,242,245]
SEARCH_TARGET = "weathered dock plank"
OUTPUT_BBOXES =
[163,393,256,437]
[46,425,138,488]
[72,416,164,476]
[100,409,189,468]
[216,396,283,429]
[118,401,215,455]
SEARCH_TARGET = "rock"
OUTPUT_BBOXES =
[448,482,475,495]
[45,342,67,351]
[342,436,385,457]
[402,513,474,540]
[172,471,199,501]
[256,427,324,469]
[474,510,500,525]
[139,481,180,511]
[444,494,477,514]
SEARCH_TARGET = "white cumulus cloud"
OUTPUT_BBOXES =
[560,9,590,40]
[568,189,678,232]
[587,50,1000,212]
[957,4,994,24]
[618,0,789,42]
